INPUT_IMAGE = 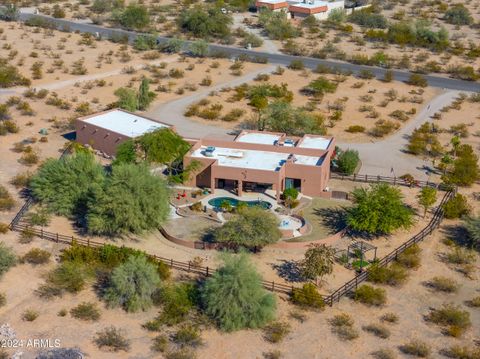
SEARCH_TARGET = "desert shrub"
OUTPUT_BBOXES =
[10,171,32,188]
[165,349,197,359]
[57,308,67,317]
[0,185,14,211]
[367,263,408,286]
[179,5,232,39]
[426,303,471,336]
[345,125,365,133]
[467,296,480,307]
[427,276,459,293]
[70,302,101,321]
[349,9,387,28]
[442,345,480,359]
[380,312,399,324]
[104,255,161,312]
[172,325,203,348]
[22,248,51,265]
[19,227,35,244]
[370,119,400,137]
[221,109,245,122]
[259,9,299,40]
[94,326,130,352]
[446,247,476,265]
[336,149,360,175]
[152,282,197,327]
[362,323,390,338]
[0,292,5,307]
[354,285,386,306]
[443,194,471,219]
[47,262,86,294]
[396,244,421,269]
[22,309,39,321]
[0,243,16,278]
[35,284,63,300]
[263,350,282,359]
[291,283,325,310]
[151,334,168,353]
[0,59,31,88]
[400,340,431,357]
[288,59,304,70]
[371,348,397,359]
[407,74,428,87]
[241,33,264,48]
[329,313,359,340]
[201,253,276,331]
[20,150,40,166]
[444,4,473,26]
[0,223,8,234]
[263,321,291,343]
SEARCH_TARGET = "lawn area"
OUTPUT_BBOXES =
[289,198,351,242]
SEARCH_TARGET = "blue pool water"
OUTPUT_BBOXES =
[208,197,272,210]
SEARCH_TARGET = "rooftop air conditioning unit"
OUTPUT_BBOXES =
[204,146,216,157]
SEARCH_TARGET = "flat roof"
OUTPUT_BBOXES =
[236,132,282,145]
[298,136,331,150]
[294,154,324,166]
[82,110,170,138]
[257,0,288,3]
[290,0,327,7]
[191,146,322,171]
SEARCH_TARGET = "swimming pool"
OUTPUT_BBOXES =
[208,197,272,210]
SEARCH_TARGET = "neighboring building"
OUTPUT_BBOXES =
[75,109,174,156]
[184,130,336,201]
[289,0,345,19]
[255,0,289,12]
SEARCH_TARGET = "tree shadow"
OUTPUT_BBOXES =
[272,259,304,283]
[311,206,348,234]
[440,223,474,248]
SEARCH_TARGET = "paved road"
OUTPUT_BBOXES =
[15,12,480,93]
[337,90,462,179]
[147,66,276,139]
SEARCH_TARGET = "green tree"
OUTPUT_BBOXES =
[179,6,232,39]
[444,4,473,26]
[336,149,360,175]
[301,244,335,286]
[201,253,276,331]
[137,78,156,111]
[30,152,105,217]
[464,216,480,249]
[133,34,157,51]
[327,8,346,24]
[113,139,137,165]
[347,183,414,234]
[189,40,209,57]
[119,4,150,30]
[86,163,170,235]
[301,77,338,98]
[417,187,437,218]
[407,73,428,87]
[263,101,326,136]
[114,87,138,111]
[213,206,281,250]
[104,255,160,312]
[443,144,480,186]
[258,9,299,40]
[0,243,16,278]
[137,128,190,167]
[442,193,470,219]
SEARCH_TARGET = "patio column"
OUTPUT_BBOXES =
[237,180,243,197]
[275,187,280,203]
[210,176,215,194]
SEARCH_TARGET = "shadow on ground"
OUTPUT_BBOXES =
[272,259,304,283]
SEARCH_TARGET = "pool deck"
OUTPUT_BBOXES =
[200,189,281,211]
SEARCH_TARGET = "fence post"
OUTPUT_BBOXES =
[271,281,275,291]
[353,173,356,182]
[394,177,396,185]
[188,262,191,271]
[71,235,74,243]
[206,266,209,276]
[170,258,173,267]
[377,175,380,183]
[87,238,90,247]
[365,174,367,182]
[40,228,43,239]
[56,233,59,243]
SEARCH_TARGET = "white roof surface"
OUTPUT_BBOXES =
[298,136,331,150]
[258,0,288,3]
[294,154,324,166]
[191,146,321,171]
[290,0,327,8]
[236,132,281,145]
[82,110,170,137]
